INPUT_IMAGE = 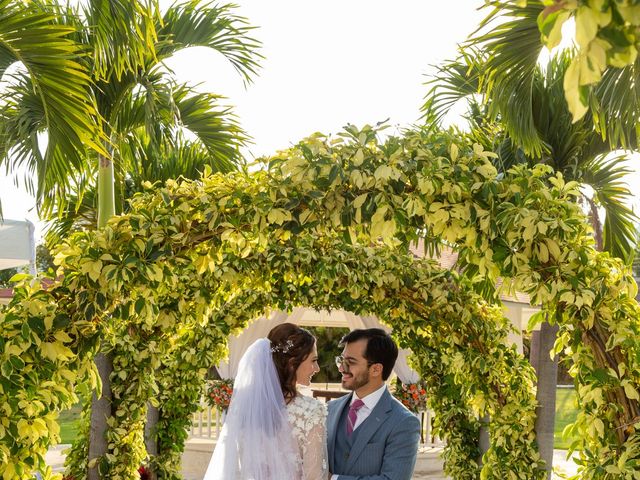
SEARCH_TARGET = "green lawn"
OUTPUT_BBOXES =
[58,403,82,444]
[555,387,578,450]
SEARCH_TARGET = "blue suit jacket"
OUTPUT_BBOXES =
[327,388,421,480]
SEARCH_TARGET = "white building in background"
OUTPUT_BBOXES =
[0,219,37,306]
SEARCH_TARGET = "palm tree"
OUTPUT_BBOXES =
[466,0,640,157]
[1,0,260,229]
[423,50,638,477]
[0,0,105,218]
[1,1,261,477]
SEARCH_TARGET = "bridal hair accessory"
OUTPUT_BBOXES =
[270,339,294,354]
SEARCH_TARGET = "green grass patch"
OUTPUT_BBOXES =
[58,403,82,444]
[554,387,578,450]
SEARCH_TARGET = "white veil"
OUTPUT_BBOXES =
[203,338,301,480]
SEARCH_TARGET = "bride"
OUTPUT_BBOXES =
[203,323,329,480]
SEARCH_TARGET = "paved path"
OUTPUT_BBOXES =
[46,443,578,479]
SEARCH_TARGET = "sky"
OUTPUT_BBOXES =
[0,0,638,239]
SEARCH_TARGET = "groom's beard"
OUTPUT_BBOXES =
[342,369,370,391]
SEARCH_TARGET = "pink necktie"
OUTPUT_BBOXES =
[346,399,365,436]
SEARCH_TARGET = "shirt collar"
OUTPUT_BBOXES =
[352,383,387,411]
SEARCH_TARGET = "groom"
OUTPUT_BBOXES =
[327,328,420,480]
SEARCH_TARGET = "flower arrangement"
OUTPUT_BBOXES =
[207,378,234,410]
[393,379,427,413]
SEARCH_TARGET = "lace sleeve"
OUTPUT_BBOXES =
[301,400,328,480]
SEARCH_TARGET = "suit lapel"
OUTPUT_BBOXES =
[346,389,393,473]
[328,393,352,471]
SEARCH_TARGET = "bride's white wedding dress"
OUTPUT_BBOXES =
[287,393,328,480]
[202,339,328,480]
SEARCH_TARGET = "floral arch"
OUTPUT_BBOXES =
[1,127,639,480]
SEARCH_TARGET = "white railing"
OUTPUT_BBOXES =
[189,397,223,439]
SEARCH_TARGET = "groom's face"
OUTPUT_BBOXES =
[338,339,371,391]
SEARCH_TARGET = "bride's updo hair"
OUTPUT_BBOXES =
[268,322,316,402]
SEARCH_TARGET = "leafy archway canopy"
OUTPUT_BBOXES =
[1,126,639,479]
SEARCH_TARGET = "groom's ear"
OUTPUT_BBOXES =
[370,363,383,378]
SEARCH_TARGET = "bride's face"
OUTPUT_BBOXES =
[295,343,320,386]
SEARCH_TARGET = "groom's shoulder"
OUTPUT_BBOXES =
[388,394,421,423]
[327,393,350,411]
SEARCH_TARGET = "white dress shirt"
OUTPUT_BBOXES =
[331,384,387,480]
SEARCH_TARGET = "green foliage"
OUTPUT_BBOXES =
[306,326,350,383]
[0,0,105,217]
[536,0,640,122]
[1,125,639,479]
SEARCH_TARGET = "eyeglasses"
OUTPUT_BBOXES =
[334,355,376,369]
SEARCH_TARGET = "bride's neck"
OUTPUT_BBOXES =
[284,386,299,404]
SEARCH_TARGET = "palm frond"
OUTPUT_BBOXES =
[467,0,546,156]
[111,70,246,169]
[580,154,639,262]
[0,71,97,219]
[0,0,105,213]
[0,40,14,78]
[422,51,482,129]
[0,73,42,167]
[29,0,88,46]
[157,1,262,84]
[527,52,604,170]
[44,185,98,246]
[82,0,160,81]
[124,135,222,186]
[590,60,640,150]
[172,83,246,170]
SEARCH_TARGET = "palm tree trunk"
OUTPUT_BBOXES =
[88,353,113,480]
[145,404,159,480]
[88,152,116,479]
[532,321,559,479]
[97,153,116,226]
[587,197,603,251]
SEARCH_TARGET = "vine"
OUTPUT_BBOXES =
[1,126,638,480]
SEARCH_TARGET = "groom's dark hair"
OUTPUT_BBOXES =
[340,328,398,380]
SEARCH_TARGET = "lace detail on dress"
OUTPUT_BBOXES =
[287,394,328,480]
